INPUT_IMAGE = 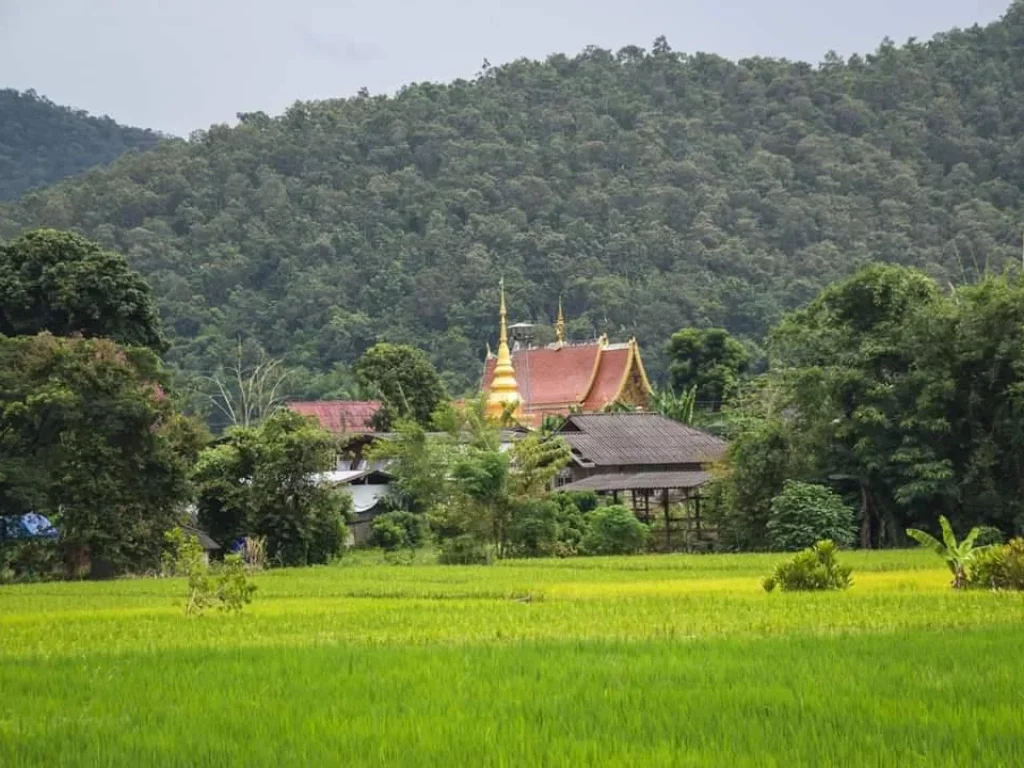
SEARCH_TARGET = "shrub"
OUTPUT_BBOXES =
[164,528,214,616]
[762,539,853,592]
[766,481,855,551]
[164,528,256,615]
[369,517,407,551]
[582,505,650,556]
[370,510,426,551]
[216,554,257,612]
[438,534,491,565]
[509,499,559,558]
[967,538,1024,590]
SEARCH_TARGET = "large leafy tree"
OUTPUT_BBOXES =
[353,343,447,431]
[0,229,166,351]
[192,409,351,566]
[666,328,751,410]
[719,266,1024,548]
[0,334,203,575]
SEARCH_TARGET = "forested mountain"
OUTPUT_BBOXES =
[3,4,1024,395]
[0,89,164,201]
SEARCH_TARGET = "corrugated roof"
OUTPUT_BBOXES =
[556,470,713,492]
[289,401,381,433]
[181,525,220,551]
[557,412,727,466]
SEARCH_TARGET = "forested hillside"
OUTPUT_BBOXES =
[0,89,164,201]
[3,4,1024,394]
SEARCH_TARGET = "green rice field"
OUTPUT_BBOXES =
[2,549,1023,766]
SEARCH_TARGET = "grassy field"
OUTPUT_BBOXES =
[2,549,1023,766]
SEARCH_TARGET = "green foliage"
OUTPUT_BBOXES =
[9,13,1024,390]
[508,499,559,558]
[0,229,166,351]
[192,409,351,567]
[437,534,491,565]
[907,516,990,589]
[0,334,201,576]
[163,529,256,615]
[369,510,426,552]
[216,553,257,613]
[652,386,697,424]
[721,265,1024,550]
[163,527,214,616]
[353,343,447,431]
[762,540,852,593]
[582,505,650,556]
[666,329,750,410]
[767,481,855,551]
[967,538,1024,591]
[0,88,162,201]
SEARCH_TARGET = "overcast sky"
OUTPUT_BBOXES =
[0,0,1010,136]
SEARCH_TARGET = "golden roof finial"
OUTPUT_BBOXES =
[486,278,522,420]
[555,295,566,348]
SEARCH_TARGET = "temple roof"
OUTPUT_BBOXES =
[481,338,652,423]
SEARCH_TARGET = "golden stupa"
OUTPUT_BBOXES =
[485,279,522,421]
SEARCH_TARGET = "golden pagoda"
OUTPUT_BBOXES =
[485,280,522,420]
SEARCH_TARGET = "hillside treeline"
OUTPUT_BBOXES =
[3,4,1024,393]
[0,89,163,201]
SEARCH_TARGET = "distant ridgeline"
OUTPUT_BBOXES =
[3,4,1024,394]
[0,89,164,201]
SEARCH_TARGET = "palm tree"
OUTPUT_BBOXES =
[906,516,989,589]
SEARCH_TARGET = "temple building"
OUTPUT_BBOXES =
[482,290,653,427]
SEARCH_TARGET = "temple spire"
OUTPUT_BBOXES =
[486,279,522,420]
[555,295,566,348]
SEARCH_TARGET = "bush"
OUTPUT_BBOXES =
[369,510,426,551]
[582,505,650,556]
[509,499,559,557]
[967,538,1024,590]
[216,553,257,612]
[438,534,491,565]
[762,539,852,592]
[766,481,855,551]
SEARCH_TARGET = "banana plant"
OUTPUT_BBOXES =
[906,516,989,589]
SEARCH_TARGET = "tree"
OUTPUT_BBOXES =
[0,334,202,576]
[765,264,950,548]
[192,409,351,566]
[666,329,750,410]
[0,230,166,351]
[906,516,989,590]
[353,343,447,431]
[767,481,855,551]
[206,345,292,431]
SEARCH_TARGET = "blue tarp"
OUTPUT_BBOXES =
[0,513,59,540]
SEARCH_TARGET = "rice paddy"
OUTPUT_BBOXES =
[2,549,1022,766]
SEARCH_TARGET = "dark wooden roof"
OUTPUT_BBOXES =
[181,525,220,551]
[556,470,713,492]
[556,412,727,467]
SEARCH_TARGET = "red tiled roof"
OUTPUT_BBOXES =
[288,401,381,433]
[482,343,603,409]
[582,346,632,411]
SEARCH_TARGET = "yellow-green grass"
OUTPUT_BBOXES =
[2,549,1022,766]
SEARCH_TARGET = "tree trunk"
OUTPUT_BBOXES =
[859,483,872,549]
